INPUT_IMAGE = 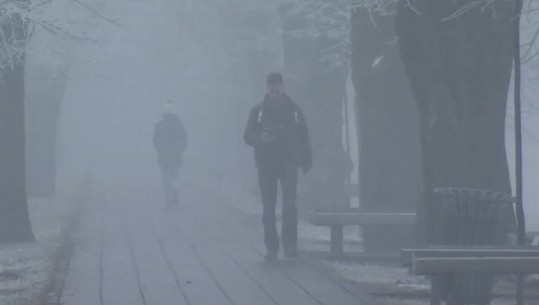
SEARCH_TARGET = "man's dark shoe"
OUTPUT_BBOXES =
[264,251,277,261]
[284,249,299,258]
[265,251,278,260]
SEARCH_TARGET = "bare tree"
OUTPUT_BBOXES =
[0,0,96,242]
[0,0,35,242]
[26,46,70,198]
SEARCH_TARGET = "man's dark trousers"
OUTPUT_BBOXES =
[258,164,298,254]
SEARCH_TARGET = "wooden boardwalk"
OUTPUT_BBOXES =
[48,186,366,305]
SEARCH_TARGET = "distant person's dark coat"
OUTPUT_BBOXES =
[244,94,312,170]
[153,113,187,169]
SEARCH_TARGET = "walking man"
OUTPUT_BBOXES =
[153,105,187,207]
[244,73,312,259]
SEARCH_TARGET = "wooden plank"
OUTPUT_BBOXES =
[191,195,335,303]
[101,238,143,305]
[215,210,360,305]
[310,212,416,226]
[426,245,539,250]
[301,257,374,304]
[413,257,539,274]
[60,210,102,305]
[277,258,363,305]
[160,237,233,305]
[193,243,276,305]
[60,242,101,305]
[402,247,539,266]
[223,242,323,305]
[99,204,144,305]
[128,226,188,305]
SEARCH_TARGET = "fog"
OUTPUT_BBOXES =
[9,0,539,303]
[47,1,281,204]
[21,0,539,240]
[20,0,539,247]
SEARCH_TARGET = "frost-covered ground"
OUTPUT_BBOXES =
[327,259,539,305]
[0,198,77,305]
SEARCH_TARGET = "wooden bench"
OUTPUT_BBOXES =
[401,245,539,267]
[309,210,416,255]
[402,246,539,305]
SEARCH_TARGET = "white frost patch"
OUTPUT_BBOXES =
[323,261,531,305]
[298,222,363,252]
[372,55,384,68]
[326,260,427,287]
[0,198,76,305]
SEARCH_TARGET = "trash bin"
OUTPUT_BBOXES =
[431,188,516,305]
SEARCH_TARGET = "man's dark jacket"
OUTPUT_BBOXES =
[153,113,187,168]
[244,94,312,170]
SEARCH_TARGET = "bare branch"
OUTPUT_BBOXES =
[66,0,122,28]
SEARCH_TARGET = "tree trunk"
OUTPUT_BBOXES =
[26,70,67,198]
[351,7,422,251]
[0,7,35,242]
[395,0,515,244]
[279,3,350,212]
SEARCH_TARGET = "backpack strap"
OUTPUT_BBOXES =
[257,109,263,123]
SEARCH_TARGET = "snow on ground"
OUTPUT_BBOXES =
[0,197,77,305]
[328,259,537,305]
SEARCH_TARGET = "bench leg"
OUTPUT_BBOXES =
[330,225,344,255]
[430,275,442,305]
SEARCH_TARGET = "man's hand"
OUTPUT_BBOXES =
[260,129,277,145]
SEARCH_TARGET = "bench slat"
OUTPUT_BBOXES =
[413,257,539,274]
[401,247,539,266]
[309,212,416,226]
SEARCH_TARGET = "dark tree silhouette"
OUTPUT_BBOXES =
[0,2,35,243]
[350,6,422,251]
[395,0,515,243]
[27,67,68,198]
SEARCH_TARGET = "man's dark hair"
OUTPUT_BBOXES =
[267,72,284,86]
